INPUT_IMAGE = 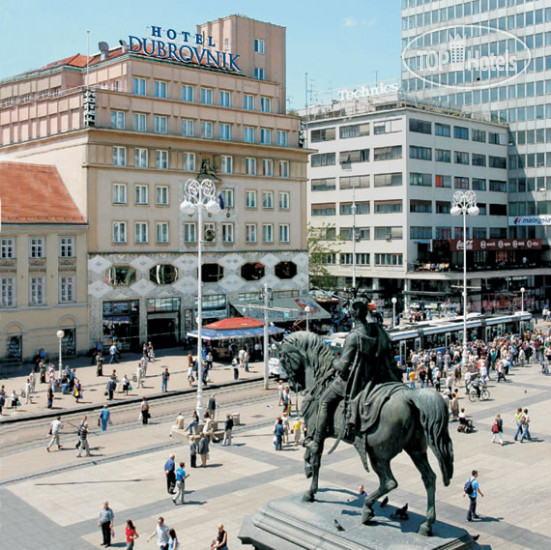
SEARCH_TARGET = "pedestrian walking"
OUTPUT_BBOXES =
[76,421,91,457]
[140,397,150,424]
[207,394,217,420]
[147,517,170,550]
[198,432,210,467]
[232,356,239,380]
[47,385,54,408]
[187,364,195,386]
[121,374,130,395]
[74,379,82,402]
[98,501,114,547]
[277,380,284,406]
[274,416,284,451]
[109,342,119,364]
[125,519,139,550]
[106,377,117,400]
[99,404,111,432]
[222,413,234,446]
[189,435,198,468]
[168,528,180,550]
[464,470,484,521]
[46,416,63,452]
[491,413,504,445]
[513,407,523,441]
[164,454,176,494]
[161,367,170,392]
[136,363,144,389]
[292,417,303,446]
[282,386,292,415]
[25,378,33,404]
[211,523,229,550]
[519,408,532,442]
[172,462,189,505]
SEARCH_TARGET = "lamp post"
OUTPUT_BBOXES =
[391,297,397,328]
[451,190,479,367]
[180,179,220,419]
[56,329,65,379]
[520,286,525,334]
[305,306,311,332]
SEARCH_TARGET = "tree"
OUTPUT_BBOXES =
[307,223,341,291]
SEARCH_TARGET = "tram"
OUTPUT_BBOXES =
[325,312,533,362]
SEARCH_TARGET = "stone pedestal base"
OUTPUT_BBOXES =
[239,490,478,550]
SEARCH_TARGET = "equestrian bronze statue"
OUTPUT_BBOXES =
[279,299,454,536]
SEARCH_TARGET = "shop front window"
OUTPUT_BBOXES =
[105,266,136,286]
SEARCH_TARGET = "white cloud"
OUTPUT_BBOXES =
[342,17,376,28]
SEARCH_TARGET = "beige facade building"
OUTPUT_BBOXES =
[0,15,311,352]
[0,162,88,363]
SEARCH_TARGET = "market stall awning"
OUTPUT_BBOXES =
[230,296,331,322]
[187,325,284,341]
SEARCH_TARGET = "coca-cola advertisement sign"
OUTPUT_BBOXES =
[448,238,541,252]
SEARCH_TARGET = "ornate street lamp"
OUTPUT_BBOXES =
[56,329,65,379]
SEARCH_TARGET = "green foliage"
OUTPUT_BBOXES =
[307,224,341,291]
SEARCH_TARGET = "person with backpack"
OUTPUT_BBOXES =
[464,470,484,521]
[491,413,504,446]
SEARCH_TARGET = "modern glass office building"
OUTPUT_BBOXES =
[401,0,551,246]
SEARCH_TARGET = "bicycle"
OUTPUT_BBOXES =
[468,387,490,402]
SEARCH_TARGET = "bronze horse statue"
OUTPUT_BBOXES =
[279,331,454,536]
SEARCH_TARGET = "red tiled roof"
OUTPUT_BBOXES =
[0,162,85,224]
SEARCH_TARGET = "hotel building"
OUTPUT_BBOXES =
[0,15,313,356]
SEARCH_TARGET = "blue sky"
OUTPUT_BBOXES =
[1,0,400,109]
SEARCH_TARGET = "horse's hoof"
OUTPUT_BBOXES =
[302,493,315,503]
[361,510,375,524]
[418,523,433,537]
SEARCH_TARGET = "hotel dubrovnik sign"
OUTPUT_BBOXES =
[128,25,241,72]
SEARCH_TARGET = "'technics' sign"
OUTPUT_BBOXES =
[128,25,241,72]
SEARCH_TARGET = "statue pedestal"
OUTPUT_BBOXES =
[239,490,478,550]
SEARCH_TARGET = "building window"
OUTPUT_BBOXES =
[220,90,231,107]
[111,110,125,129]
[154,80,167,98]
[374,200,402,214]
[133,113,147,132]
[436,201,451,214]
[182,85,194,102]
[410,199,432,213]
[133,77,146,96]
[135,148,148,168]
[221,189,234,208]
[311,153,336,167]
[263,159,274,176]
[435,226,451,239]
[489,156,507,169]
[341,175,370,189]
[260,128,272,144]
[245,157,257,175]
[113,222,127,243]
[182,119,194,137]
[454,151,470,165]
[374,173,402,187]
[435,175,451,188]
[30,277,45,305]
[184,223,197,243]
[246,224,257,243]
[435,123,450,137]
[135,185,149,205]
[374,253,403,266]
[312,178,336,191]
[113,147,126,166]
[222,223,234,243]
[374,226,403,240]
[245,190,257,208]
[279,224,290,243]
[0,277,15,307]
[311,203,336,216]
[473,227,487,239]
[154,116,167,134]
[340,149,370,164]
[1,238,15,259]
[409,146,432,160]
[489,180,507,192]
[156,222,169,244]
[374,146,401,161]
[156,150,168,170]
[472,178,487,191]
[311,128,336,142]
[409,119,432,134]
[135,222,148,244]
[262,191,274,209]
[254,38,265,53]
[472,129,486,142]
[29,237,44,258]
[221,155,233,174]
[279,192,290,210]
[472,153,487,166]
[277,130,288,146]
[113,183,127,204]
[263,224,274,243]
[156,186,169,206]
[244,126,255,143]
[243,94,254,110]
[149,265,178,285]
[201,121,213,139]
[410,173,432,186]
[340,123,370,139]
[59,276,75,303]
[435,149,451,163]
[105,266,136,286]
[260,97,272,113]
[201,88,213,105]
[279,160,290,178]
[59,236,75,258]
[184,152,196,172]
[254,67,265,80]
[489,132,507,145]
[220,123,231,141]
[454,177,469,189]
[454,126,469,140]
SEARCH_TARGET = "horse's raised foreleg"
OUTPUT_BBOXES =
[362,455,398,524]
[405,444,436,536]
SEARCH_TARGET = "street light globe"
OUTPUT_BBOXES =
[521,287,525,293]
[450,205,462,216]
[179,200,195,215]
[467,205,480,216]
[56,330,65,339]
[205,199,221,215]
[391,297,397,304]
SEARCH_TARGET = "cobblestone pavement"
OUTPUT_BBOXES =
[1,328,550,549]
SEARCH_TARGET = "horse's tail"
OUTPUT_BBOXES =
[407,389,454,486]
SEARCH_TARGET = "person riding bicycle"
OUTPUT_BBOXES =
[471,376,482,399]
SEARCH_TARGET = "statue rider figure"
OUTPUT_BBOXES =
[307,299,376,455]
